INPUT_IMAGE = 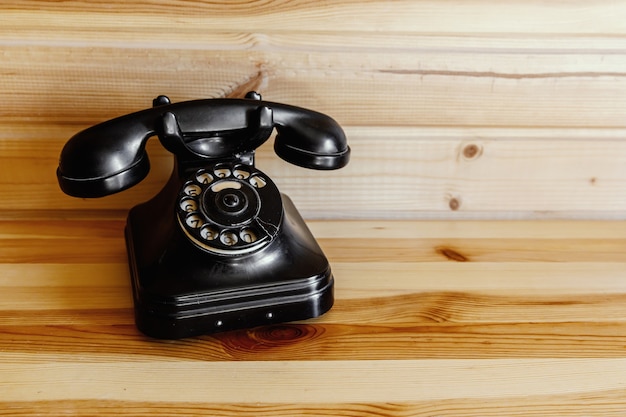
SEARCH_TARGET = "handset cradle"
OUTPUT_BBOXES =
[57,92,349,339]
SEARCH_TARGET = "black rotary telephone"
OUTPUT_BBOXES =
[57,91,350,339]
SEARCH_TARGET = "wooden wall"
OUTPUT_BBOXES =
[2,1,626,219]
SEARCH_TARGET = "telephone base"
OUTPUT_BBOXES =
[125,194,334,339]
[130,270,334,339]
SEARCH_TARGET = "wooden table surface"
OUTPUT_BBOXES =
[2,214,626,415]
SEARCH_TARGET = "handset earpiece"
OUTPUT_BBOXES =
[272,104,350,170]
[57,112,154,198]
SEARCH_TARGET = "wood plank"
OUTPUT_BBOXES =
[2,358,626,403]
[3,261,626,311]
[3,221,626,263]
[4,260,626,296]
[265,66,626,128]
[4,127,626,218]
[3,234,626,264]
[1,321,626,361]
[4,1,626,36]
[2,45,626,128]
[333,262,626,297]
[3,395,626,417]
[4,283,626,323]
[309,219,626,239]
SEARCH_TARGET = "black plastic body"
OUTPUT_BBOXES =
[126,171,334,338]
[56,92,348,339]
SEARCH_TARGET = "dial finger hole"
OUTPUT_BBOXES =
[185,213,204,229]
[214,167,231,178]
[184,183,202,197]
[220,231,238,246]
[233,168,250,180]
[196,171,214,185]
[240,228,258,243]
[249,175,266,188]
[200,225,219,241]
[210,180,242,192]
[179,197,198,212]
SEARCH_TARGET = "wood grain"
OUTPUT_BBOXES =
[4,396,626,417]
[4,126,626,218]
[3,358,626,405]
[3,1,626,415]
[2,217,626,414]
[4,1,626,36]
[1,43,626,127]
[1,3,626,219]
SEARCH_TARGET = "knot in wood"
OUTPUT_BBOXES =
[436,247,469,262]
[448,197,461,211]
[462,143,481,159]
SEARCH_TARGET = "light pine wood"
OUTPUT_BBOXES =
[3,44,626,128]
[3,1,626,415]
[1,2,626,219]
[2,217,626,415]
[4,127,626,218]
[4,359,626,403]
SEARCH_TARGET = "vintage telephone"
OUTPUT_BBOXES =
[57,91,350,339]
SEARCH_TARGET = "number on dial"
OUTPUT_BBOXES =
[185,214,204,229]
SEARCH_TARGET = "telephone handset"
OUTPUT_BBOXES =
[57,92,350,339]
